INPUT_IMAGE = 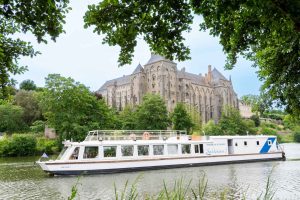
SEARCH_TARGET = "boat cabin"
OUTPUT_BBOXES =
[56,130,280,162]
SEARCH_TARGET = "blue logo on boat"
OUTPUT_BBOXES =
[260,137,276,154]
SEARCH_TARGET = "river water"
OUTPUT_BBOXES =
[0,143,299,200]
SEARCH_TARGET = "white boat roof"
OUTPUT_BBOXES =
[210,135,276,139]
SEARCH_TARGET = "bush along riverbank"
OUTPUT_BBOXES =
[0,134,59,157]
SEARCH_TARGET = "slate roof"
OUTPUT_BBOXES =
[132,63,144,74]
[98,75,131,92]
[211,68,228,81]
[177,71,207,85]
[146,54,175,65]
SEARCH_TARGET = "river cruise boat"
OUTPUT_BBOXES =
[37,130,285,175]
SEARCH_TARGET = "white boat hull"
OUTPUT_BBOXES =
[37,152,284,175]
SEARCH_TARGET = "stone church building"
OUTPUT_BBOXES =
[97,54,239,123]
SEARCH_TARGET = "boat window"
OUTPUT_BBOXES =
[268,140,272,146]
[57,146,68,160]
[69,147,80,160]
[103,146,117,157]
[195,144,204,154]
[200,144,204,154]
[168,144,178,155]
[83,146,98,159]
[121,145,134,157]
[138,145,149,156]
[153,145,164,155]
[256,141,260,145]
[195,145,199,153]
[182,144,191,154]
[244,141,247,146]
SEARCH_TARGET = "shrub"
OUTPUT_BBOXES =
[260,127,282,142]
[36,137,59,154]
[260,127,277,135]
[203,120,222,135]
[30,120,46,133]
[0,134,37,156]
[250,115,260,127]
[293,127,300,143]
[261,122,280,130]
[243,119,257,134]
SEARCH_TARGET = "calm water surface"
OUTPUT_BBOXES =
[0,143,299,200]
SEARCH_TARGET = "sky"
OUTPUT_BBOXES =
[15,1,261,98]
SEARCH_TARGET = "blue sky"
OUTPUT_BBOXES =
[15,1,261,98]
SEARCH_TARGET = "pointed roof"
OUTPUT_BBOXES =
[145,53,175,65]
[211,68,228,81]
[132,63,144,74]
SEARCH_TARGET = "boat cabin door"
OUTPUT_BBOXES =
[228,139,234,154]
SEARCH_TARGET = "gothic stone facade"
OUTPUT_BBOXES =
[97,54,239,123]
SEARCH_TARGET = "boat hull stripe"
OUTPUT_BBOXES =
[44,152,283,165]
[260,137,276,154]
[46,157,283,175]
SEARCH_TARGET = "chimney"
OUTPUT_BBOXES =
[208,65,212,82]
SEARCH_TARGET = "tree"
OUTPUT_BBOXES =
[0,1,70,99]
[19,79,37,91]
[185,104,202,132]
[202,120,222,136]
[218,106,247,135]
[135,94,170,130]
[39,74,112,141]
[119,105,137,130]
[0,102,26,133]
[84,0,300,117]
[14,90,42,125]
[171,103,193,133]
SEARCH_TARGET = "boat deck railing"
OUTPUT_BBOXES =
[84,130,187,141]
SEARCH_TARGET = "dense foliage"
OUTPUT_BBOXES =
[202,120,222,135]
[0,134,58,157]
[294,128,300,143]
[118,105,137,130]
[250,115,260,127]
[0,134,36,156]
[14,90,42,125]
[218,106,248,135]
[39,74,113,141]
[135,94,170,130]
[170,103,193,133]
[84,0,300,117]
[0,102,25,133]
